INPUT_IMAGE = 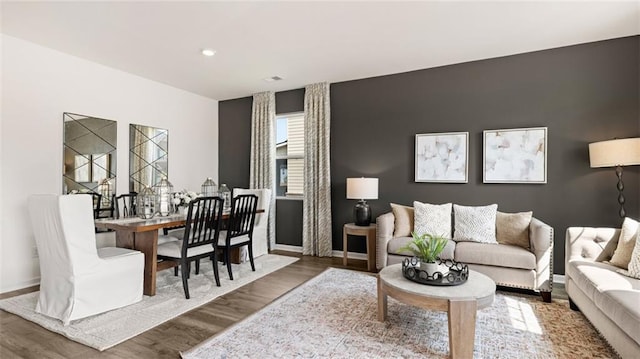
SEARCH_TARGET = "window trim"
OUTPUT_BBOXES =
[275,154,303,160]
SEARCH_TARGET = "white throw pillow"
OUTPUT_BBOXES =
[413,201,452,239]
[617,229,640,279]
[609,217,639,269]
[453,204,498,244]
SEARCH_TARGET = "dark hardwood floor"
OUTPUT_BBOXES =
[0,252,368,359]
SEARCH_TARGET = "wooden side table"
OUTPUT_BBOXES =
[343,223,377,272]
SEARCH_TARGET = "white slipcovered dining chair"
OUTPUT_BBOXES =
[27,194,144,325]
[232,188,271,260]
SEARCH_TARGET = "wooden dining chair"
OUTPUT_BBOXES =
[87,192,114,232]
[156,196,224,299]
[89,192,103,219]
[218,194,258,280]
[115,192,138,219]
[232,188,271,260]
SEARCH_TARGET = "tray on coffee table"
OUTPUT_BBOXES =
[402,257,469,286]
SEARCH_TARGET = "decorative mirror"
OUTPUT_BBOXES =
[63,112,117,207]
[129,124,168,193]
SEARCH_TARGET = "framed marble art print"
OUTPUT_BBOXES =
[415,132,468,183]
[483,127,547,184]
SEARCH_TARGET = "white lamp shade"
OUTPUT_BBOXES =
[346,178,378,200]
[589,138,640,168]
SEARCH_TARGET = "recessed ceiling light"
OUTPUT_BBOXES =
[263,76,283,82]
[201,49,216,57]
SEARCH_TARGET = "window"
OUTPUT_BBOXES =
[275,113,304,198]
[73,153,111,183]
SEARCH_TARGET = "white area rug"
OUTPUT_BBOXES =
[183,267,616,359]
[0,254,298,351]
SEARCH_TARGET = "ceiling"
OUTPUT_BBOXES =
[2,1,639,101]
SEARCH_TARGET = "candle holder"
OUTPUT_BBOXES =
[153,177,174,216]
[202,177,218,197]
[137,186,156,219]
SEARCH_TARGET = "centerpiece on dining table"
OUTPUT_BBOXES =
[172,190,199,215]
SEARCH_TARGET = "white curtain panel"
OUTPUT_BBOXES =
[250,92,276,250]
[303,83,333,257]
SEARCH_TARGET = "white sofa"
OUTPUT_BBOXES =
[565,227,640,359]
[377,210,554,302]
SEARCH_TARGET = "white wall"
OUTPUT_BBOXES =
[0,35,219,293]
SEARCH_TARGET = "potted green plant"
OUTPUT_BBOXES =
[399,231,449,275]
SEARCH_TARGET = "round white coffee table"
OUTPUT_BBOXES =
[377,263,495,359]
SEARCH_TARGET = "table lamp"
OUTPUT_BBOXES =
[589,137,640,218]
[346,177,378,226]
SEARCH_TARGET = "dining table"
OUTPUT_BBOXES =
[95,210,262,296]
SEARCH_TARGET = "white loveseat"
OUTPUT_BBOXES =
[565,227,640,359]
[376,204,554,302]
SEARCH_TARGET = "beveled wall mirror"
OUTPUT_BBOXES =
[129,124,168,193]
[63,112,117,204]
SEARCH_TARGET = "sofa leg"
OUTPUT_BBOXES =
[540,291,552,303]
[569,298,580,311]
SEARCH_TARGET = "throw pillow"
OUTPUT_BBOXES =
[413,201,452,239]
[390,203,414,237]
[496,211,533,249]
[453,204,498,244]
[617,229,640,279]
[609,217,640,269]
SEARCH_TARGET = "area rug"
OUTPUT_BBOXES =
[182,267,617,359]
[0,254,298,351]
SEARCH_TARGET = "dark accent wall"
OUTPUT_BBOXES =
[219,36,640,274]
[276,199,304,246]
[219,96,252,189]
[276,89,305,114]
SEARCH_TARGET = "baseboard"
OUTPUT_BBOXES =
[553,274,565,284]
[272,245,368,261]
[273,244,303,253]
[1,277,40,294]
[331,250,367,260]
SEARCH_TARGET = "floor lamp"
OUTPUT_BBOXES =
[589,137,640,218]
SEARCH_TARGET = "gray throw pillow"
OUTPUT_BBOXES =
[453,204,498,244]
[496,211,532,249]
